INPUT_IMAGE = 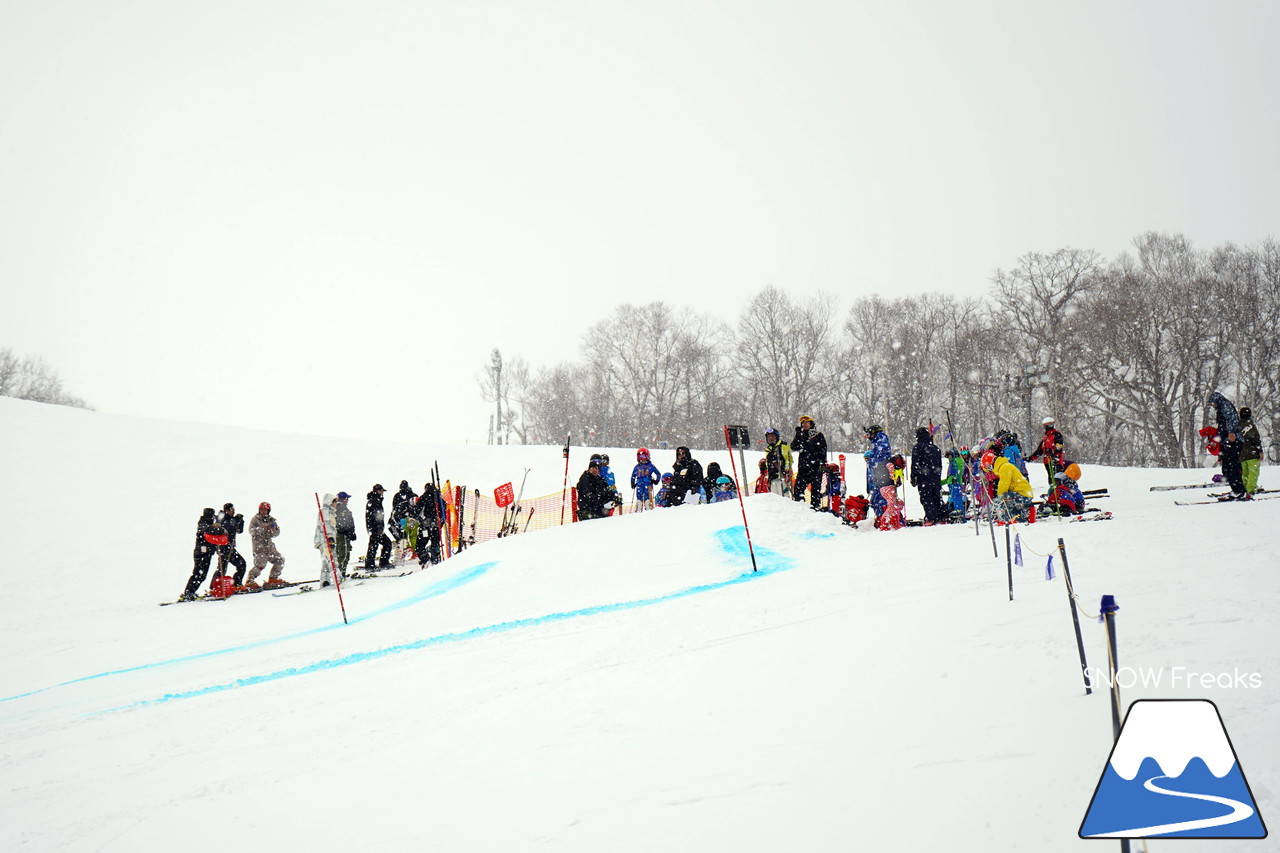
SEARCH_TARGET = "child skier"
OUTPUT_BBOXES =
[630,447,662,510]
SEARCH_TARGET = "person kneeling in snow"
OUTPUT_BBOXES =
[993,455,1034,523]
[1044,472,1086,516]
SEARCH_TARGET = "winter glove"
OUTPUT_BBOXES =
[327,537,335,546]
[349,531,358,541]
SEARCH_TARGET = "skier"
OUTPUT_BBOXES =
[365,484,393,569]
[762,428,793,496]
[630,448,662,510]
[390,480,418,560]
[703,461,731,504]
[216,502,248,587]
[576,458,614,519]
[909,427,945,526]
[1240,407,1263,495]
[875,462,906,531]
[1044,472,1086,516]
[711,476,737,503]
[792,415,828,509]
[332,492,357,578]
[864,425,893,520]
[245,501,287,588]
[992,455,1034,522]
[753,458,771,494]
[942,449,967,521]
[1027,417,1066,486]
[823,462,843,515]
[668,446,704,506]
[179,507,227,601]
[655,472,674,507]
[416,483,444,564]
[314,493,339,587]
[1208,391,1248,500]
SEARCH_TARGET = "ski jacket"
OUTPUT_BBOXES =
[1210,391,1241,437]
[631,462,662,497]
[670,447,704,501]
[992,456,1033,499]
[576,469,613,518]
[334,500,357,541]
[195,508,223,554]
[1027,428,1065,465]
[1241,420,1262,461]
[711,485,736,503]
[909,430,942,487]
[391,482,417,523]
[600,465,616,488]
[249,512,281,556]
[763,439,793,481]
[314,495,337,549]
[416,485,442,526]
[1048,479,1085,513]
[217,510,245,546]
[792,427,828,474]
[865,432,893,490]
[703,463,730,499]
[366,490,386,532]
[754,473,770,494]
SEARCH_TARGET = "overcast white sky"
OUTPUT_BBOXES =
[3,1,1277,444]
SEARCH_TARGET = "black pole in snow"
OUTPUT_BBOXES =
[1100,594,1128,853]
[1005,524,1014,601]
[1057,538,1091,695]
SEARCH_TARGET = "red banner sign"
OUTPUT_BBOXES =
[494,482,514,508]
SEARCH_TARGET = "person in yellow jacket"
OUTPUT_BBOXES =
[992,455,1034,522]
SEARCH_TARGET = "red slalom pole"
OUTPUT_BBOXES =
[723,426,759,572]
[314,492,349,625]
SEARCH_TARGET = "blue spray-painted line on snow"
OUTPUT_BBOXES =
[97,527,794,714]
[1,561,497,705]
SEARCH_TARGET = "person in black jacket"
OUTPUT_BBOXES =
[668,446,704,506]
[215,502,248,586]
[333,492,358,579]
[1209,391,1247,499]
[365,484,393,569]
[577,458,614,519]
[390,480,418,556]
[416,483,443,564]
[791,415,828,509]
[179,508,225,601]
[909,427,946,525]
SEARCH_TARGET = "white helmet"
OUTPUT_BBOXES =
[1042,417,1055,425]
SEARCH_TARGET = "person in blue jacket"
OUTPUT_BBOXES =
[864,424,893,518]
[631,447,662,509]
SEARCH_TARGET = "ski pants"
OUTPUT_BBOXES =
[218,545,248,585]
[918,482,945,524]
[366,526,392,567]
[1243,459,1261,494]
[793,466,823,507]
[184,546,216,598]
[247,544,285,584]
[1220,438,1246,496]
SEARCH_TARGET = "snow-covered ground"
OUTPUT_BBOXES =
[1,396,1276,851]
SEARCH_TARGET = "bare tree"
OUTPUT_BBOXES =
[0,348,91,409]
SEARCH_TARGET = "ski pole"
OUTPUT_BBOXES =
[1058,538,1091,695]
[314,492,349,625]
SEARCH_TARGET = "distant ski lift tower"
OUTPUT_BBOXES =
[491,349,503,445]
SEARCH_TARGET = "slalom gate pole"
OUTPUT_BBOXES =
[988,505,998,557]
[1005,524,1014,601]
[314,492,349,625]
[723,426,758,572]
[1057,538,1091,695]
[1100,594,1128,853]
[560,434,571,525]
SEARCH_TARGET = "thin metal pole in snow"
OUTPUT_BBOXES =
[1100,594,1129,853]
[1057,538,1091,695]
[560,434,571,525]
[314,492,349,625]
[723,426,758,572]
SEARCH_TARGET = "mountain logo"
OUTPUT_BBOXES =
[1080,699,1267,839]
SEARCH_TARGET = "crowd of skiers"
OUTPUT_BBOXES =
[182,394,1264,599]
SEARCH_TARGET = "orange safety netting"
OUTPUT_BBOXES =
[431,484,652,555]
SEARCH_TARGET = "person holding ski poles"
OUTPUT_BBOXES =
[631,448,662,510]
[1027,417,1066,487]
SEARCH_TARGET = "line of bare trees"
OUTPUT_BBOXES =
[480,232,1279,468]
[0,348,91,410]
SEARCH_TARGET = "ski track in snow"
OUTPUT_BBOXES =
[5,527,790,717]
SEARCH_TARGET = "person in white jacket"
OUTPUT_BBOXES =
[314,493,339,586]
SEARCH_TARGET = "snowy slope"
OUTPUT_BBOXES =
[1,397,1276,852]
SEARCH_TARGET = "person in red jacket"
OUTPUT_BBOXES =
[1027,417,1066,486]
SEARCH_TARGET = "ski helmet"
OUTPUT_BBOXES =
[866,424,882,437]
[601,454,610,465]
[1042,417,1055,426]
[637,447,650,462]
[1240,407,1252,420]
[716,476,732,485]
[981,450,997,471]
[799,415,815,427]
[661,473,673,483]
[258,501,271,514]
[765,427,779,439]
